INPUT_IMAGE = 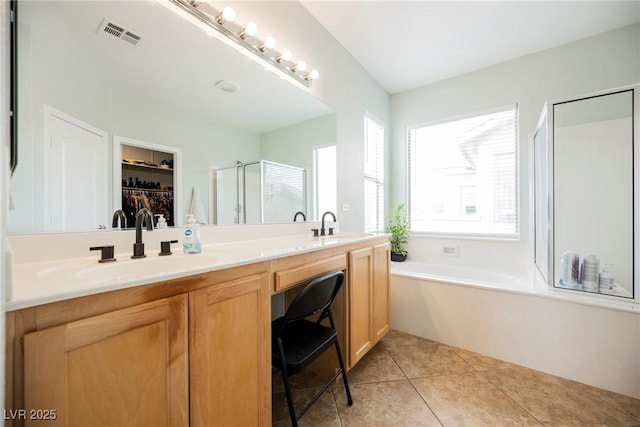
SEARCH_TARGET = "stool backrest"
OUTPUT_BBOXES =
[284,271,344,323]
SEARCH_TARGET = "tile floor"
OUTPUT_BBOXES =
[272,329,640,427]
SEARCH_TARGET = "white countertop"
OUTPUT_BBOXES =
[7,232,386,311]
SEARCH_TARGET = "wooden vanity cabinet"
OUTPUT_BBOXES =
[23,294,189,426]
[348,242,391,367]
[347,246,374,366]
[6,238,390,426]
[372,242,391,342]
[7,263,271,427]
[189,272,271,426]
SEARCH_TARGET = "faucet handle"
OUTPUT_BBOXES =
[328,227,334,236]
[159,240,178,256]
[311,228,319,237]
[90,245,116,263]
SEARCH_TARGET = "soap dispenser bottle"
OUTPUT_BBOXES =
[155,214,168,229]
[183,214,201,254]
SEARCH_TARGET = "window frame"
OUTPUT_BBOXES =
[406,104,521,241]
[364,112,385,233]
[312,144,337,220]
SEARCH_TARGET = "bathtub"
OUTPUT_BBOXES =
[391,261,531,293]
[390,261,640,399]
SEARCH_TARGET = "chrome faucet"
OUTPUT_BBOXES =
[293,211,306,222]
[320,211,336,236]
[131,208,154,259]
[112,209,127,229]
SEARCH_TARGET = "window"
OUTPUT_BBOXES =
[408,105,518,237]
[364,114,384,232]
[313,145,337,219]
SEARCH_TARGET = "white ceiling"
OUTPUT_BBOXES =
[302,1,640,94]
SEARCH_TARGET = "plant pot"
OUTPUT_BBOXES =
[390,252,407,262]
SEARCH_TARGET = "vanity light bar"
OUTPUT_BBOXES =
[165,0,319,88]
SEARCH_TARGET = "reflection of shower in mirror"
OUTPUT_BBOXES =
[212,161,306,226]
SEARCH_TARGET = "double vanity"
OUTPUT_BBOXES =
[5,227,391,426]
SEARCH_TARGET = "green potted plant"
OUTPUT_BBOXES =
[386,204,410,262]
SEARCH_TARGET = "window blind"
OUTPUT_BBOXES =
[408,105,518,237]
[364,114,384,232]
[262,161,306,223]
[313,145,337,218]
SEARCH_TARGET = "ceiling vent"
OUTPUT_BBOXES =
[97,18,141,46]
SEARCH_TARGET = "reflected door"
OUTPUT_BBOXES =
[45,108,108,231]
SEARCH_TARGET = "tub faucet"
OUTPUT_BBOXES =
[112,209,127,229]
[293,211,306,222]
[132,208,154,259]
[320,211,336,236]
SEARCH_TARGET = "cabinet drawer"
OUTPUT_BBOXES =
[274,254,346,293]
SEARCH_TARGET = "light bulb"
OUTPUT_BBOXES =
[216,6,235,24]
[259,36,276,52]
[304,69,319,80]
[239,22,258,39]
[276,49,293,63]
[291,60,307,73]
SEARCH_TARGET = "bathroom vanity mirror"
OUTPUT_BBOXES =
[9,0,335,233]
[536,86,638,299]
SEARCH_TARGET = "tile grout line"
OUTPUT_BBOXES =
[437,342,549,426]
[329,386,345,427]
[380,340,410,380]
[406,376,445,427]
[381,343,445,426]
[478,369,548,426]
[385,337,545,426]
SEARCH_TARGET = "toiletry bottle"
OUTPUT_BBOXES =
[559,251,572,287]
[183,214,201,254]
[570,253,580,288]
[155,214,168,229]
[599,264,614,292]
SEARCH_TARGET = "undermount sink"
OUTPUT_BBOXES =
[30,250,229,285]
[320,232,376,239]
[308,232,379,243]
[73,251,228,281]
[239,232,379,254]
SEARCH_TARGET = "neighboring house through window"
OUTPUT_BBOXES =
[408,105,518,238]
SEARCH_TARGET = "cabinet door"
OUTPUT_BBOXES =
[348,247,373,367]
[373,242,391,344]
[23,295,188,427]
[189,273,271,426]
